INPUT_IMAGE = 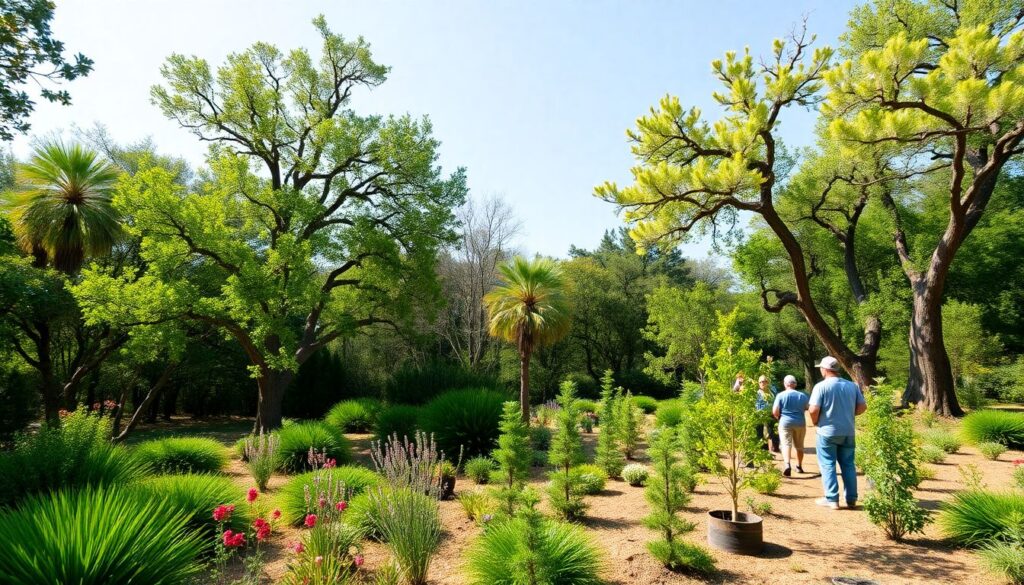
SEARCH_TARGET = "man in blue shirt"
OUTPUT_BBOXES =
[772,375,809,477]
[809,356,867,510]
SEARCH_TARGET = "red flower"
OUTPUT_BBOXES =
[304,514,317,528]
[324,458,336,469]
[256,524,271,541]
[223,530,246,548]
[335,500,347,512]
[271,509,282,520]
[253,518,267,529]
[247,488,259,503]
[354,554,364,568]
[213,504,235,522]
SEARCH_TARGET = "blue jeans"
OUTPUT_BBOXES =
[816,434,857,503]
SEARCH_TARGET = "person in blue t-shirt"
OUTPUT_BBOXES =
[809,356,867,510]
[772,375,809,477]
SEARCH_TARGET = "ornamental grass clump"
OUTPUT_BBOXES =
[939,490,1024,547]
[962,410,1024,449]
[0,487,204,585]
[373,404,421,443]
[135,474,247,539]
[643,425,713,573]
[419,388,506,458]
[595,371,625,478]
[547,380,587,520]
[242,432,280,491]
[278,464,380,525]
[978,518,1024,585]
[464,496,604,585]
[465,456,497,484]
[632,395,658,414]
[277,421,350,472]
[370,431,445,498]
[978,441,1008,461]
[0,410,147,507]
[861,383,930,541]
[457,489,494,523]
[369,486,442,585]
[918,443,947,464]
[134,436,228,474]
[572,464,608,495]
[326,398,383,433]
[920,428,962,454]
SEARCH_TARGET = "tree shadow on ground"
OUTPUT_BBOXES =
[824,537,966,581]
[758,542,793,559]
[581,514,636,530]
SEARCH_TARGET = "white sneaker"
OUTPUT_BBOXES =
[815,497,839,510]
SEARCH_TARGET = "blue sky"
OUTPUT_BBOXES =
[15,0,857,259]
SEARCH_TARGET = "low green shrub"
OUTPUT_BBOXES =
[748,469,782,495]
[1013,464,1024,490]
[978,441,1008,461]
[918,444,947,464]
[572,464,608,495]
[134,474,247,537]
[980,540,1024,584]
[464,513,604,585]
[917,465,937,483]
[465,456,496,484]
[374,404,421,442]
[385,359,498,405]
[276,421,350,472]
[654,399,685,428]
[0,411,146,507]
[133,437,227,474]
[325,398,383,433]
[419,388,507,458]
[575,399,598,415]
[278,465,380,525]
[939,491,1024,547]
[962,410,1024,449]
[530,425,552,451]
[0,487,203,584]
[456,489,494,523]
[920,428,962,454]
[746,496,774,517]
[631,395,659,414]
[622,463,649,487]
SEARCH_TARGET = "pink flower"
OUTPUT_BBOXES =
[317,496,327,508]
[223,530,246,548]
[304,514,317,528]
[315,555,324,566]
[247,488,259,503]
[256,524,271,541]
[354,554,364,568]
[335,500,347,512]
[290,541,305,554]
[271,509,282,520]
[324,458,336,469]
[253,518,267,529]
[213,504,235,522]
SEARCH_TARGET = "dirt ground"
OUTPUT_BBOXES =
[196,420,1021,585]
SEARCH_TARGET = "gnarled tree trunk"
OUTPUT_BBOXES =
[254,370,295,433]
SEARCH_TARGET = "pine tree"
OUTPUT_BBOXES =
[491,401,533,515]
[595,371,626,477]
[617,391,642,460]
[644,426,714,572]
[547,380,586,519]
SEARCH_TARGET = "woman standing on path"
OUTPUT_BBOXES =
[773,374,809,476]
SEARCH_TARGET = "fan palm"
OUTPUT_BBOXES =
[4,141,121,273]
[484,256,571,420]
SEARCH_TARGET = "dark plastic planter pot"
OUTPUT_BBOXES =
[707,510,763,554]
[439,476,456,500]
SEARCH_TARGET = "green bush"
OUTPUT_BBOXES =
[962,410,1024,449]
[622,463,649,487]
[575,399,598,415]
[133,437,228,474]
[920,428,962,454]
[325,398,382,433]
[385,359,498,405]
[419,388,507,458]
[457,489,494,523]
[276,421,350,472]
[978,441,1008,461]
[940,491,1024,547]
[979,540,1024,585]
[344,489,386,540]
[374,404,421,442]
[655,399,685,427]
[530,425,552,451]
[918,444,947,464]
[631,395,659,414]
[278,465,380,525]
[595,372,625,478]
[464,513,604,585]
[0,487,203,584]
[134,474,247,537]
[747,469,782,495]
[1013,465,1024,491]
[0,411,147,507]
[465,456,496,484]
[973,357,1024,404]
[547,381,587,520]
[0,366,36,442]
[572,464,608,495]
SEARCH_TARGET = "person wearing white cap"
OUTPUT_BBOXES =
[808,356,867,510]
[772,374,809,476]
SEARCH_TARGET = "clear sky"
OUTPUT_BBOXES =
[13,0,858,259]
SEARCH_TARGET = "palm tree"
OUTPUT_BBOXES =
[4,141,121,274]
[484,256,572,420]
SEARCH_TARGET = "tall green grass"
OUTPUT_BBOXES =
[962,411,1024,449]
[134,474,247,537]
[374,404,421,443]
[0,487,204,584]
[325,398,383,433]
[276,421,350,472]
[133,437,228,474]
[277,465,381,525]
[0,411,147,507]
[370,487,441,585]
[418,388,507,458]
[939,491,1024,547]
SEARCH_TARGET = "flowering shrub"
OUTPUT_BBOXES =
[370,431,446,498]
[209,487,280,584]
[277,421,350,472]
[279,464,379,525]
[242,432,280,490]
